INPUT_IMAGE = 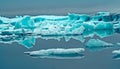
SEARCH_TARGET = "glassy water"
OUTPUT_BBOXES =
[1,0,120,69]
[0,33,120,69]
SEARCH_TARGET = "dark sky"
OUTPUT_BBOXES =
[0,0,120,17]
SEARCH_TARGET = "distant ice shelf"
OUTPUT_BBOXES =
[0,12,120,48]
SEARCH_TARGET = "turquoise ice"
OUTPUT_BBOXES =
[85,39,113,51]
[0,12,119,48]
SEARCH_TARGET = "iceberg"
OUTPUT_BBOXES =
[85,39,113,51]
[0,12,119,48]
[24,48,85,59]
[0,12,119,35]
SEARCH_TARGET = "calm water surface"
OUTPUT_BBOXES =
[1,0,120,69]
[1,34,120,69]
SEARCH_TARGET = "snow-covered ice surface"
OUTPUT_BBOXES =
[24,48,85,59]
[0,12,120,48]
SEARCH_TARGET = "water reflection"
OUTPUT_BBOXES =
[85,39,113,51]
[0,12,120,59]
[0,29,114,48]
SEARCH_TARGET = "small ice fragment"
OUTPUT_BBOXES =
[24,48,85,59]
[19,36,35,48]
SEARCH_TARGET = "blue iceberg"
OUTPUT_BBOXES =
[0,12,119,48]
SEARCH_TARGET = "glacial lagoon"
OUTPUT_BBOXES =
[1,12,120,69]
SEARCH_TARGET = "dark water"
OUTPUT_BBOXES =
[1,0,120,69]
[1,34,120,69]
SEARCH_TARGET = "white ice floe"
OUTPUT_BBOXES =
[24,48,85,59]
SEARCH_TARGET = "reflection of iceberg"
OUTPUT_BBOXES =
[19,36,35,48]
[0,12,119,48]
[85,39,113,51]
[117,43,120,45]
[112,50,120,60]
[24,48,85,59]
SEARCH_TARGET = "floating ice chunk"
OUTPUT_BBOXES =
[24,48,85,59]
[0,12,119,48]
[112,50,120,60]
[85,39,113,51]
[19,36,35,48]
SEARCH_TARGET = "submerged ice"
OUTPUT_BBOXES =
[0,12,119,48]
[24,48,85,59]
